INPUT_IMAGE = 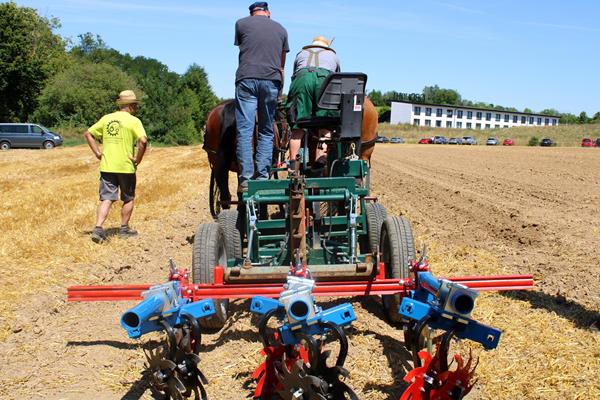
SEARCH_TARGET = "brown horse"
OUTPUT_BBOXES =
[203,97,378,218]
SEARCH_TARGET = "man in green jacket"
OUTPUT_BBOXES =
[83,90,148,243]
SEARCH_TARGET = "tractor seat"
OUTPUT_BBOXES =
[296,115,339,130]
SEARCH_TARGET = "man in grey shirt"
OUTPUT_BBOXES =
[234,2,289,192]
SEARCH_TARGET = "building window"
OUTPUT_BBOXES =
[552,119,557,126]
[414,119,420,126]
[521,116,526,124]
[436,120,442,127]
[476,112,482,120]
[495,124,500,128]
[414,106,421,116]
[545,118,549,125]
[529,116,534,124]
[457,110,463,118]
[485,124,491,129]
[425,119,431,126]
[436,108,443,117]
[466,122,472,129]
[495,113,501,121]
[476,123,482,129]
[513,115,518,123]
[486,113,492,121]
[457,121,463,128]
[467,111,473,119]
[446,121,452,128]
[503,125,508,128]
[426,107,432,116]
[447,109,453,118]
[504,114,509,122]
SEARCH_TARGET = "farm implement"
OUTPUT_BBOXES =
[67,73,534,399]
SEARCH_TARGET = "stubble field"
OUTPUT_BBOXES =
[0,144,598,399]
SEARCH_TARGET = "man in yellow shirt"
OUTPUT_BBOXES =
[83,90,148,243]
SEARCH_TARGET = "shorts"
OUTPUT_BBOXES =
[99,172,136,202]
[287,68,339,129]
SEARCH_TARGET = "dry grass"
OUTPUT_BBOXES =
[378,122,600,147]
[0,145,206,341]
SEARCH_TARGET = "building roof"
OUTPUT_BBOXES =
[391,100,561,118]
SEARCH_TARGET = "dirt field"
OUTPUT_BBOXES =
[1,144,599,399]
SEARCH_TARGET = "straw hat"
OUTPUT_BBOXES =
[303,36,334,50]
[116,90,139,106]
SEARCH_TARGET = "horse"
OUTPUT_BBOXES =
[202,97,378,218]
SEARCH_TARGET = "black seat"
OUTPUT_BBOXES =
[296,72,368,139]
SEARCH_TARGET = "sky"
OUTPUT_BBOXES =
[14,0,600,114]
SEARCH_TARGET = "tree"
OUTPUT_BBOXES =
[33,62,139,127]
[523,108,533,113]
[0,2,67,121]
[592,112,600,124]
[367,90,384,107]
[422,85,461,105]
[579,111,590,124]
[539,108,560,116]
[559,113,578,124]
[180,64,219,134]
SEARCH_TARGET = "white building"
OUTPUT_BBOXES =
[390,101,559,129]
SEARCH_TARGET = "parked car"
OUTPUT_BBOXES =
[0,123,63,150]
[581,138,594,147]
[486,137,499,146]
[389,137,404,144]
[596,138,600,147]
[376,135,389,143]
[502,138,515,146]
[432,135,448,144]
[462,136,477,145]
[540,137,555,147]
[448,137,463,145]
[418,138,432,144]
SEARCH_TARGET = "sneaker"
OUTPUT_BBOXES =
[119,225,138,238]
[237,181,249,194]
[91,226,106,244]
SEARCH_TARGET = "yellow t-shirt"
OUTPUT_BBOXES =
[88,111,146,173]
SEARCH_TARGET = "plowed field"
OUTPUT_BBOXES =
[1,144,598,399]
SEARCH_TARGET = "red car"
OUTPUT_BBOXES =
[418,138,432,144]
[581,138,594,147]
[502,138,514,146]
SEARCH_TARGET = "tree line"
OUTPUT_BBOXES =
[0,2,219,144]
[368,85,600,125]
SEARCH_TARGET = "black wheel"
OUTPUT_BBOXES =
[192,223,228,330]
[217,209,243,261]
[43,141,55,149]
[0,141,10,151]
[209,170,221,220]
[380,216,416,323]
[364,202,387,254]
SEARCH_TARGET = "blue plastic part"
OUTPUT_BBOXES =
[121,297,216,339]
[398,296,501,350]
[250,296,282,315]
[279,303,356,345]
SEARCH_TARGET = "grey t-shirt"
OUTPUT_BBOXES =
[234,15,289,84]
[293,47,340,74]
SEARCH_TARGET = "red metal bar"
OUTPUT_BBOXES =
[67,275,533,302]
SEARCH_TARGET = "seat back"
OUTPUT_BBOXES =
[317,73,368,139]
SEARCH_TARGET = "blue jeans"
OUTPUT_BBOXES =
[235,79,280,183]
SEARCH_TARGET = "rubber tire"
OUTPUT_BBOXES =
[209,170,221,220]
[192,222,229,330]
[217,209,243,261]
[380,216,416,323]
[0,141,10,151]
[43,141,55,149]
[364,202,387,254]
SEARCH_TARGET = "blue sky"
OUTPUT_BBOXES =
[15,0,600,114]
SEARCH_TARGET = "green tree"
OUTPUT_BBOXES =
[539,108,560,116]
[0,2,67,121]
[367,90,384,106]
[180,64,219,134]
[33,62,139,127]
[559,113,578,124]
[592,112,600,124]
[579,111,590,124]
[164,88,199,145]
[422,85,461,105]
[523,108,533,113]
